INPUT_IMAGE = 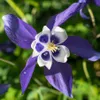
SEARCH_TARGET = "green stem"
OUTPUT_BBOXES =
[6,0,25,20]
[0,58,16,67]
[40,87,60,95]
[34,78,43,86]
[82,60,90,80]
[87,5,97,37]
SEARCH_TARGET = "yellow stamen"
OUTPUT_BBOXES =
[47,42,58,53]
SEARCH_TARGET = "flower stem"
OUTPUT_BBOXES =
[0,58,16,67]
[6,0,25,20]
[87,5,97,37]
[82,60,90,80]
[40,86,60,95]
[34,78,43,86]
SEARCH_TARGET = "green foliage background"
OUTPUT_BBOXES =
[0,0,100,100]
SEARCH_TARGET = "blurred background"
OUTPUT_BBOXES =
[0,0,100,100]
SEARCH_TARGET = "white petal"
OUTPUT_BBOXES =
[42,26,50,33]
[52,26,68,44]
[31,40,36,50]
[37,52,52,70]
[31,40,45,57]
[35,33,41,40]
[32,50,39,58]
[52,45,70,63]
[31,40,39,57]
[35,26,50,42]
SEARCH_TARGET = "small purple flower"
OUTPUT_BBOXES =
[0,84,10,95]
[79,0,100,19]
[2,3,100,97]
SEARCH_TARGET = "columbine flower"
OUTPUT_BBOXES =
[31,26,70,70]
[0,84,10,95]
[2,3,100,97]
[79,0,100,19]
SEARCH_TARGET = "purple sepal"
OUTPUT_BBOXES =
[78,0,90,3]
[80,9,89,19]
[44,60,73,97]
[47,3,84,30]
[62,36,100,61]
[2,14,37,49]
[78,0,86,3]
[94,0,100,6]
[0,84,10,95]
[20,56,37,93]
[78,0,89,19]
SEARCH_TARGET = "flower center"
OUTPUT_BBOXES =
[47,42,58,53]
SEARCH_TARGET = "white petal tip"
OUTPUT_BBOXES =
[64,58,68,63]
[46,66,51,70]
[32,52,38,58]
[42,25,50,33]
[53,26,65,33]
[45,62,52,70]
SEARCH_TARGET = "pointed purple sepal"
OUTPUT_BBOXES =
[44,60,73,97]
[47,3,84,30]
[20,56,37,93]
[80,9,89,19]
[62,36,100,61]
[2,14,37,49]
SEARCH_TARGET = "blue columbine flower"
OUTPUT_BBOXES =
[0,84,10,95]
[31,26,70,69]
[2,3,100,97]
[79,0,100,19]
